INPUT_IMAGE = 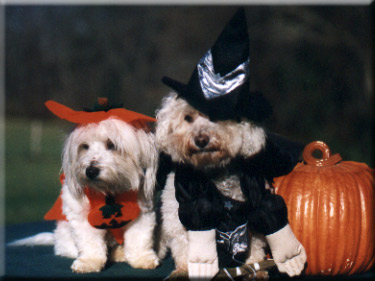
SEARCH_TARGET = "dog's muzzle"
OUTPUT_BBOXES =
[194,133,210,149]
[86,164,100,180]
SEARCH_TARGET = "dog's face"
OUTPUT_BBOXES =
[62,118,155,197]
[156,93,266,170]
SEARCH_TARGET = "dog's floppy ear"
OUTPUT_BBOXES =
[61,130,84,198]
[136,129,158,211]
[239,123,267,157]
[155,93,178,152]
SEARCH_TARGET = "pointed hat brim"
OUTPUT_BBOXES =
[161,76,188,95]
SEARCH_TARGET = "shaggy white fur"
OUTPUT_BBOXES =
[156,93,266,170]
[11,118,160,273]
[155,93,267,276]
[156,93,306,280]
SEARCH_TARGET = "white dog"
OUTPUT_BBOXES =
[10,103,160,273]
[154,9,307,280]
[155,93,307,280]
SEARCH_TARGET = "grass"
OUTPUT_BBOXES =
[5,117,372,225]
[5,118,72,225]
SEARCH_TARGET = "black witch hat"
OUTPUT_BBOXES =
[162,8,272,122]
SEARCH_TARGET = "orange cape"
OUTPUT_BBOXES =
[45,175,140,245]
[44,100,149,244]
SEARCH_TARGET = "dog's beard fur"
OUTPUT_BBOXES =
[155,93,266,171]
[62,118,155,198]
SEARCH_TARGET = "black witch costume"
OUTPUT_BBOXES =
[158,8,304,268]
[158,132,302,268]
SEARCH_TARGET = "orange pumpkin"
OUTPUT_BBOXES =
[274,141,375,275]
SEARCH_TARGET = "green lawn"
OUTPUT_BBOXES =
[5,117,371,225]
[5,118,71,225]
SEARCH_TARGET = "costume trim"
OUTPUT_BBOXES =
[198,50,250,100]
[216,222,249,257]
[45,99,155,129]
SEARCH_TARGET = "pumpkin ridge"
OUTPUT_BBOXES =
[326,169,338,275]
[318,169,335,275]
[350,168,367,274]
[346,169,362,275]
[354,174,369,273]
[335,169,351,275]
[316,168,325,274]
[294,174,304,240]
[354,170,374,272]
[328,168,340,275]
[310,168,321,275]
[337,163,373,274]
[330,171,341,275]
[365,172,375,271]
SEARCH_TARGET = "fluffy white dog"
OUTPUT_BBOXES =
[155,93,307,280]
[10,104,160,273]
[154,9,307,280]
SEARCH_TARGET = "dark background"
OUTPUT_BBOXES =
[6,5,373,164]
[4,5,373,224]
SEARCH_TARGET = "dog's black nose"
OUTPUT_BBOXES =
[194,134,210,149]
[86,165,100,180]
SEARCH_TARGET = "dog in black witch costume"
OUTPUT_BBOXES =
[155,9,307,280]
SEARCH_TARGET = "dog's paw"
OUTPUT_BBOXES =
[167,268,189,280]
[109,245,126,263]
[71,257,106,273]
[127,250,160,269]
[254,270,269,281]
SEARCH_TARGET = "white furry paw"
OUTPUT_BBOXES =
[266,224,307,277]
[274,244,307,277]
[127,250,160,270]
[168,268,188,279]
[71,257,106,273]
[187,230,219,281]
[188,259,219,281]
[109,245,126,263]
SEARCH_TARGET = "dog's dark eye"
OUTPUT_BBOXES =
[81,143,89,150]
[184,114,193,123]
[106,139,115,150]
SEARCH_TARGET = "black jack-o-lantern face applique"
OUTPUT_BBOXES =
[45,175,141,244]
[86,188,141,244]
[93,195,128,229]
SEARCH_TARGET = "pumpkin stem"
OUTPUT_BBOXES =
[97,97,108,107]
[303,141,342,166]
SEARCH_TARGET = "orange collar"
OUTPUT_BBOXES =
[45,175,140,244]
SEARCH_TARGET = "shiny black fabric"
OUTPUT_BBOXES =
[157,131,304,267]
[174,160,289,236]
[161,8,272,122]
[174,159,288,267]
[175,163,224,231]
[216,222,250,267]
